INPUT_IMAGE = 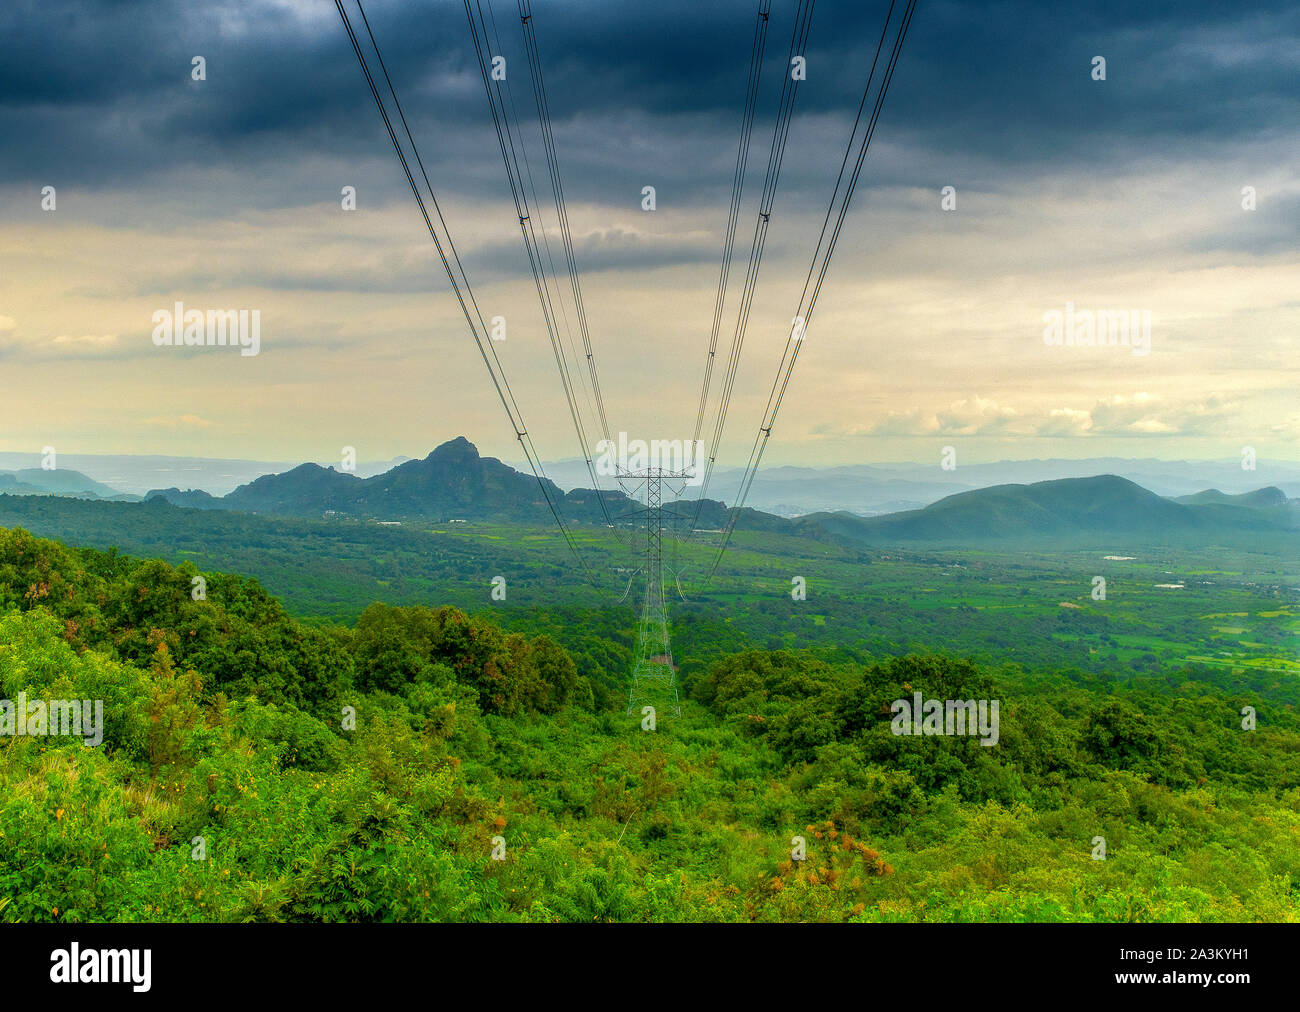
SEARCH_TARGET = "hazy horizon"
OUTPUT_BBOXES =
[6,438,1299,503]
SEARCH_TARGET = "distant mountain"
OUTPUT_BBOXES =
[533,455,1300,516]
[140,437,802,536]
[221,461,357,515]
[10,456,1295,549]
[0,468,131,500]
[144,487,222,509]
[1173,487,1288,508]
[127,444,1300,544]
[148,437,631,523]
[11,445,1298,515]
[801,475,1297,544]
[0,474,51,496]
[0,452,411,497]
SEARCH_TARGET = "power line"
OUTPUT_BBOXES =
[701,0,917,587]
[463,0,616,528]
[335,0,594,581]
[692,0,773,453]
[517,0,614,453]
[688,0,816,542]
[482,2,601,447]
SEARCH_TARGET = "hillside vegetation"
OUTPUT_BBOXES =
[1,525,1297,922]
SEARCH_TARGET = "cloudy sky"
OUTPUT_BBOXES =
[1,0,1296,470]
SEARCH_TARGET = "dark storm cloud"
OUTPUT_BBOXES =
[4,1,1296,169]
[1,0,1295,263]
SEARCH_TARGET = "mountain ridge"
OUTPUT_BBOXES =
[797,474,1297,544]
[137,440,1297,545]
[150,437,633,523]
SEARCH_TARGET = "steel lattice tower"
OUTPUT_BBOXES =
[618,467,691,717]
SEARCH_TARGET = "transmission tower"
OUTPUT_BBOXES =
[617,467,692,717]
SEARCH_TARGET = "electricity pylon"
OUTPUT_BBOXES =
[617,467,692,717]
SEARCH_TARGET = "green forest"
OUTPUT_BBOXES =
[1,522,1298,922]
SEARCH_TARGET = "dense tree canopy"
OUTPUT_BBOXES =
[1,527,1297,922]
